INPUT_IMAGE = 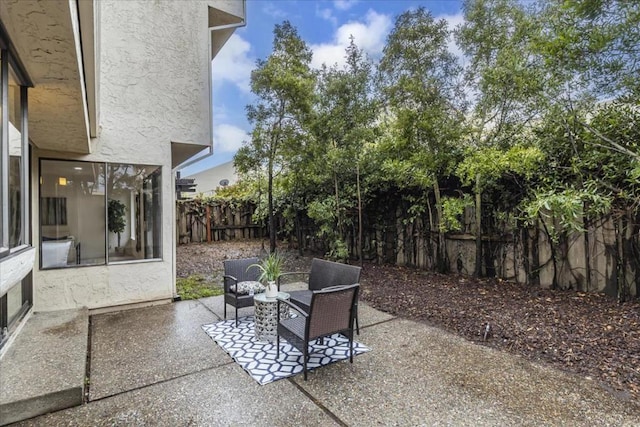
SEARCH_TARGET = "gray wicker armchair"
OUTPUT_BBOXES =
[278,258,362,334]
[223,257,261,326]
[276,284,360,380]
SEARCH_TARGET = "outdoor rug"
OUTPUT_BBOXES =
[202,316,371,385]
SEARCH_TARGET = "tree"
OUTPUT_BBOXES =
[378,7,465,272]
[298,38,377,262]
[108,199,126,250]
[235,21,315,252]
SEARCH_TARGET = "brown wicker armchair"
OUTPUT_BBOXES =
[278,258,362,333]
[276,284,360,380]
[223,257,261,326]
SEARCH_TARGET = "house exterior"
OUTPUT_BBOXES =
[184,160,239,198]
[0,0,245,351]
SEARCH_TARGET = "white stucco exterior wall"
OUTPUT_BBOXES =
[32,1,240,311]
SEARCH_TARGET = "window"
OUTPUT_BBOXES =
[40,159,106,267]
[39,160,162,269]
[106,163,162,261]
[0,36,32,348]
[8,65,23,248]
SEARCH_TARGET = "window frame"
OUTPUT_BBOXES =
[0,22,32,260]
[38,159,163,269]
[0,21,33,349]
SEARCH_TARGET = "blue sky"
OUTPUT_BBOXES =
[181,0,463,176]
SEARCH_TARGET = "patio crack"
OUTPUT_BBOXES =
[289,379,349,427]
[87,364,235,403]
[84,315,93,403]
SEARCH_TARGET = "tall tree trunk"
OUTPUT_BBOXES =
[583,210,591,292]
[433,181,447,273]
[615,214,627,302]
[295,210,303,256]
[357,162,363,266]
[475,173,482,277]
[334,171,342,236]
[531,221,540,286]
[268,157,276,253]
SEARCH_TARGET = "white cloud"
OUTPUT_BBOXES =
[439,12,465,60]
[310,10,392,69]
[211,34,255,93]
[214,124,250,153]
[262,2,288,19]
[333,0,359,11]
[316,6,337,27]
[213,123,250,153]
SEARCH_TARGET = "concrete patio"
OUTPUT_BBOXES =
[3,286,640,426]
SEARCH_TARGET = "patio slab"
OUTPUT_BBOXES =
[198,294,254,323]
[0,309,87,426]
[89,300,225,400]
[292,318,640,426]
[15,364,339,427]
[9,299,640,426]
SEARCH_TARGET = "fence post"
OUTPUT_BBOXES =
[206,205,211,243]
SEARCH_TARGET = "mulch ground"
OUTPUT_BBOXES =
[177,240,640,402]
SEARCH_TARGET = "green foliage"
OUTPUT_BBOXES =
[456,145,545,188]
[107,199,126,234]
[327,239,349,263]
[521,188,612,242]
[378,7,465,181]
[440,195,474,232]
[176,275,222,300]
[214,3,639,267]
[251,252,284,282]
[306,198,337,237]
[235,20,315,252]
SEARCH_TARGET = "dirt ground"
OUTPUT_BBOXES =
[177,240,640,402]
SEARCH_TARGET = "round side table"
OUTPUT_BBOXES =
[254,291,290,342]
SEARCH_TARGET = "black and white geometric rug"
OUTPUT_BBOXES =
[202,316,371,385]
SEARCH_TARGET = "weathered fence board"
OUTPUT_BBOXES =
[176,200,638,299]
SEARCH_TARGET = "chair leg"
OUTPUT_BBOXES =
[355,315,360,335]
[224,301,227,320]
[349,332,354,363]
[303,345,308,381]
[276,334,280,359]
[235,305,238,327]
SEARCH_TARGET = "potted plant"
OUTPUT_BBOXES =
[108,199,126,252]
[252,252,283,298]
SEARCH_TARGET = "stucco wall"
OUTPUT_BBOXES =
[32,1,237,311]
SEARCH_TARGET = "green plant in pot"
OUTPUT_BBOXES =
[251,252,283,298]
[108,199,126,252]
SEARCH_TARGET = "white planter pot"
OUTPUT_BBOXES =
[265,281,278,298]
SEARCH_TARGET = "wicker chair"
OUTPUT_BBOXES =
[279,258,362,333]
[223,257,261,326]
[276,284,360,380]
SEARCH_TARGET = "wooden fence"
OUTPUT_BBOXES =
[176,199,638,300]
[176,202,265,244]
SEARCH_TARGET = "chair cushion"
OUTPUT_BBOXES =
[230,281,265,295]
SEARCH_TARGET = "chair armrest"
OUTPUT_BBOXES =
[223,274,238,293]
[318,283,359,292]
[277,298,309,318]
